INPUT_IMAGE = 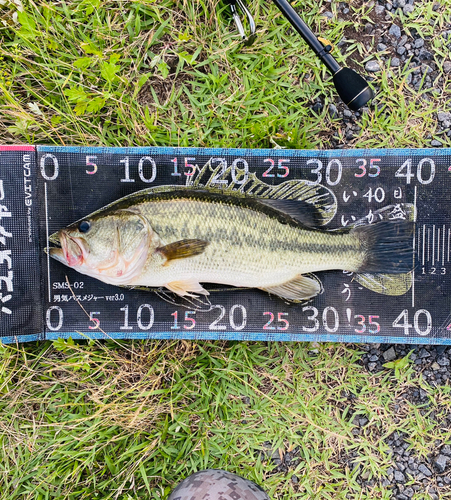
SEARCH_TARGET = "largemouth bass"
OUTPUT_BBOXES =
[49,186,415,301]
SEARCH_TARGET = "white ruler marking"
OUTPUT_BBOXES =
[412,185,417,308]
[432,224,436,265]
[448,229,450,262]
[437,228,440,265]
[443,225,446,267]
[45,182,51,303]
[422,225,426,266]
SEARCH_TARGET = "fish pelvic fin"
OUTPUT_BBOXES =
[354,221,416,274]
[261,274,323,302]
[158,239,209,265]
[166,279,210,298]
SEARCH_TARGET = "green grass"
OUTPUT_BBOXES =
[1,0,451,498]
[1,0,450,149]
[1,339,450,499]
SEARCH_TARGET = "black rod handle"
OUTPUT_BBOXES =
[271,0,340,74]
[271,0,373,110]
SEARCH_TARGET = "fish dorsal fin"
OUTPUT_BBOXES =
[186,157,337,226]
[261,274,323,302]
[257,199,322,227]
[158,239,209,264]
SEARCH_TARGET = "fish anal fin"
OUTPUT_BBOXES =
[261,274,322,302]
[166,279,210,297]
[159,239,209,265]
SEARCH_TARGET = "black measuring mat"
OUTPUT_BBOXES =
[1,145,450,345]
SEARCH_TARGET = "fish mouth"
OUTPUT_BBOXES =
[50,230,87,268]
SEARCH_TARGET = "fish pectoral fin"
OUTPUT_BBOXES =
[159,239,209,265]
[261,274,322,301]
[166,279,210,297]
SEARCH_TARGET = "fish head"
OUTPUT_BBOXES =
[49,209,154,284]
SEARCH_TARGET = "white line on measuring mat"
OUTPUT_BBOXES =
[422,224,426,266]
[432,224,436,266]
[45,182,51,303]
[412,185,417,308]
[438,228,441,265]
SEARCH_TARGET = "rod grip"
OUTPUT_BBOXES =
[333,67,374,111]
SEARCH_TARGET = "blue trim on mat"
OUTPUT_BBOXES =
[0,334,42,344]
[41,330,451,345]
[37,145,451,158]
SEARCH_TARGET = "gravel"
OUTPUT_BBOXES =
[262,344,451,496]
[317,0,451,150]
[357,345,451,497]
[304,6,451,492]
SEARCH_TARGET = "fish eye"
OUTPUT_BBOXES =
[78,220,91,233]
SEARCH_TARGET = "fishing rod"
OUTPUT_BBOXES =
[226,0,374,111]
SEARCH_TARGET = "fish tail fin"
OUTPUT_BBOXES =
[353,221,416,274]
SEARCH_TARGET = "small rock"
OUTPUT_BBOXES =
[391,57,401,67]
[328,103,338,119]
[365,60,381,72]
[394,470,406,482]
[343,109,353,118]
[375,4,385,14]
[322,11,334,18]
[437,354,450,366]
[432,362,441,371]
[397,46,406,56]
[359,469,370,480]
[418,464,432,476]
[431,139,443,147]
[378,43,388,51]
[443,61,451,73]
[398,0,406,7]
[419,49,433,60]
[433,454,449,473]
[437,111,451,121]
[404,4,415,13]
[368,362,377,371]
[421,64,434,74]
[398,35,408,46]
[291,474,299,484]
[365,23,373,34]
[369,355,379,362]
[389,24,402,39]
[383,347,397,362]
[312,102,323,113]
[441,444,451,456]
[414,38,425,48]
[404,487,414,498]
